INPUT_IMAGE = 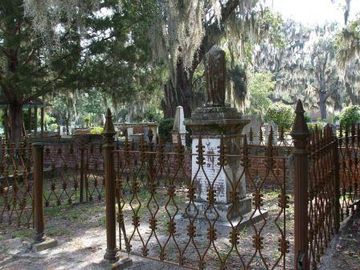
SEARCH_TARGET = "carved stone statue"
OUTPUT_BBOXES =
[205,46,226,106]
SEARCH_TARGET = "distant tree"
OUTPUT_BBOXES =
[336,18,360,105]
[246,72,275,118]
[310,25,343,119]
[254,21,343,120]
[339,105,360,128]
[253,20,315,106]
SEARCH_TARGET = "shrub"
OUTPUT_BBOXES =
[307,121,327,132]
[264,103,295,130]
[49,123,59,132]
[158,118,174,142]
[144,107,163,122]
[339,105,360,128]
[90,127,104,134]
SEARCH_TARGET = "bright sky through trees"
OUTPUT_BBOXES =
[268,0,360,25]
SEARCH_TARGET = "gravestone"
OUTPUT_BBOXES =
[172,106,186,146]
[59,126,66,136]
[242,116,262,144]
[127,127,134,137]
[186,46,252,221]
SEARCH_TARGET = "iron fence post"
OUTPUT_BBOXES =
[103,108,118,262]
[291,100,310,270]
[333,131,341,232]
[80,145,85,203]
[33,142,45,243]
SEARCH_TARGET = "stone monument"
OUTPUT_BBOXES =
[172,106,187,146]
[186,46,252,222]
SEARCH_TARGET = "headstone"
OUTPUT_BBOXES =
[191,137,228,203]
[127,127,134,136]
[186,46,251,221]
[172,106,186,146]
[59,126,66,136]
[242,116,262,144]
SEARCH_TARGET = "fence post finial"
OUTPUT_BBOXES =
[291,100,310,142]
[104,108,115,136]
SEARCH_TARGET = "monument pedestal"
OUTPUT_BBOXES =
[184,47,266,226]
[186,106,252,222]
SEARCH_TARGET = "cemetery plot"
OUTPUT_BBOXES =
[115,137,294,269]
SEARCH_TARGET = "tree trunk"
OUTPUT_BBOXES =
[162,57,194,118]
[8,101,24,145]
[345,82,360,105]
[65,110,70,135]
[319,91,327,120]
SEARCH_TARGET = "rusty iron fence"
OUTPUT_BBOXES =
[247,126,294,149]
[338,124,360,219]
[0,139,105,229]
[294,123,360,270]
[306,125,340,269]
[0,141,33,227]
[113,131,293,269]
[100,103,359,270]
[43,142,104,207]
[1,102,359,270]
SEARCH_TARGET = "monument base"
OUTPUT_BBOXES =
[184,197,252,222]
[93,257,133,270]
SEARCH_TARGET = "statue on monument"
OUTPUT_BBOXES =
[205,46,226,107]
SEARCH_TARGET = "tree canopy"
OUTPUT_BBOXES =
[1,0,360,144]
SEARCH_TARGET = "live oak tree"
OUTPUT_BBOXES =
[0,0,77,144]
[254,20,344,119]
[151,0,280,117]
[253,20,315,107]
[1,0,161,144]
[336,18,360,106]
[310,25,343,119]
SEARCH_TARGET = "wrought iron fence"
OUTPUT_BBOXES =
[0,141,33,227]
[307,126,339,269]
[1,105,359,270]
[43,141,104,207]
[0,140,105,228]
[303,123,359,270]
[115,133,293,269]
[338,124,360,219]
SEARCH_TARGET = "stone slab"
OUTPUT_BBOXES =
[183,197,252,221]
[176,209,267,230]
[32,238,58,252]
[93,257,133,270]
[112,257,133,270]
[234,209,268,229]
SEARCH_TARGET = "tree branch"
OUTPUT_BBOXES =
[23,69,66,102]
[191,0,240,72]
[271,97,297,105]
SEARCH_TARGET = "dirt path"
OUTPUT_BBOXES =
[0,227,185,270]
[0,202,185,270]
[1,200,358,269]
